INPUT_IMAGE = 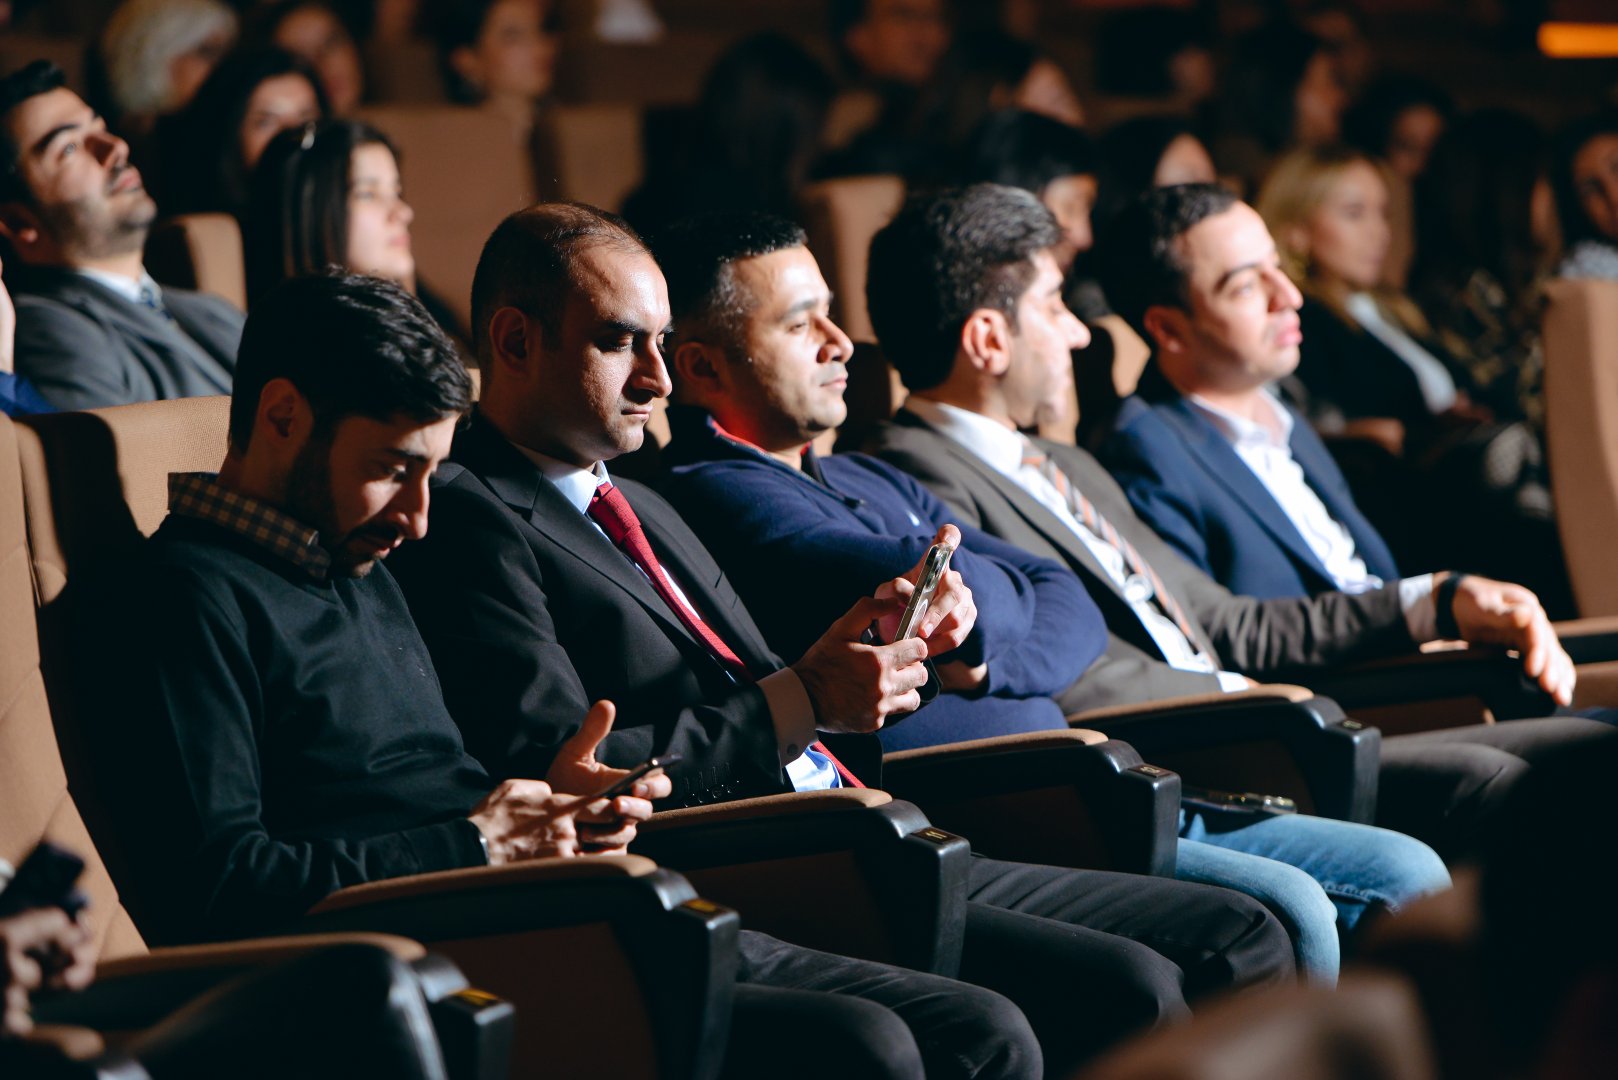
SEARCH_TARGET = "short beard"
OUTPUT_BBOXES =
[283,428,372,579]
[39,189,155,261]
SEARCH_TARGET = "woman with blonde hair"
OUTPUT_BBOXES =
[96,0,237,136]
[1257,144,1568,613]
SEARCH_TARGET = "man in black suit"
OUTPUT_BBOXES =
[388,201,1296,1075]
[859,182,1618,859]
[0,62,240,410]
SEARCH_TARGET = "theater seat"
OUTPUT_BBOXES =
[144,214,247,312]
[538,103,645,212]
[798,174,904,346]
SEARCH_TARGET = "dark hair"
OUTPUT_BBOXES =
[1550,109,1618,249]
[867,183,1061,391]
[1094,5,1210,97]
[229,270,471,451]
[243,118,396,304]
[432,0,548,105]
[1411,109,1547,306]
[1217,21,1329,153]
[158,46,329,217]
[469,201,648,360]
[1342,75,1454,163]
[653,210,808,347]
[1094,182,1239,336]
[1092,116,1200,234]
[957,109,1095,195]
[0,60,68,206]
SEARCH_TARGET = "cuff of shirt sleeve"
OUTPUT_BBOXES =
[761,668,819,767]
[1399,573,1439,643]
[1216,670,1252,692]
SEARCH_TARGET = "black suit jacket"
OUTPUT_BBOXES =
[10,266,241,410]
[865,409,1414,712]
[389,412,877,807]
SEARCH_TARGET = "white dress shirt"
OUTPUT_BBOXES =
[514,444,834,789]
[1186,392,1438,641]
[905,398,1248,690]
[76,267,165,309]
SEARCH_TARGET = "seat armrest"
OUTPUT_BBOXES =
[881,730,1180,878]
[1553,617,1618,665]
[1297,646,1553,731]
[636,789,971,976]
[1069,688,1380,824]
[297,856,738,1080]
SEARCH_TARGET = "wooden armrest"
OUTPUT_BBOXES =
[1068,684,1316,725]
[644,787,891,828]
[306,854,663,915]
[885,728,1109,763]
[1300,647,1551,727]
[1553,617,1618,664]
[94,934,427,981]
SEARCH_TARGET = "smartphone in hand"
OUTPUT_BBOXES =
[593,752,683,800]
[895,542,954,641]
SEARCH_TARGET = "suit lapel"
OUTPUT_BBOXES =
[453,416,714,658]
[1156,398,1339,586]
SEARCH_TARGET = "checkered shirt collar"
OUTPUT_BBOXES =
[168,472,332,582]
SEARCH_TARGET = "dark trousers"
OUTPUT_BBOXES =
[1380,716,1618,859]
[730,855,1294,1078]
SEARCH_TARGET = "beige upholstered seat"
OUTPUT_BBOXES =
[1543,278,1618,618]
[144,213,248,312]
[798,174,905,346]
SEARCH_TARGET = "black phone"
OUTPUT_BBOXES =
[895,542,954,640]
[594,752,683,800]
[1181,786,1298,816]
[0,840,87,918]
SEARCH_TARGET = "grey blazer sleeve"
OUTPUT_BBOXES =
[1065,447,1417,674]
[13,296,141,410]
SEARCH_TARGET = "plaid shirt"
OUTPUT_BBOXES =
[168,472,332,582]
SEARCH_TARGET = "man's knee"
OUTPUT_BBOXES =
[727,985,925,1080]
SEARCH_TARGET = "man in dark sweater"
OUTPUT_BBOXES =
[86,271,1045,1080]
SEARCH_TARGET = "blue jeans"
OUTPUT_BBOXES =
[1176,811,1450,986]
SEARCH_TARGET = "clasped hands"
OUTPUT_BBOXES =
[467,700,671,865]
[793,524,983,734]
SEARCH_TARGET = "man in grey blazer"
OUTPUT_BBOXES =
[861,183,1618,859]
[0,61,240,410]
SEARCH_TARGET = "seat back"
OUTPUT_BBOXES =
[0,34,87,91]
[145,214,248,312]
[538,103,644,212]
[0,413,147,963]
[1543,278,1618,617]
[799,174,905,345]
[355,105,537,331]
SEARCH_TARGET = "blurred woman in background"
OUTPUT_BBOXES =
[95,0,237,139]
[1550,109,1618,281]
[157,46,328,218]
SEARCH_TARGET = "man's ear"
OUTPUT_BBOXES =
[254,377,311,451]
[485,307,534,378]
[960,308,1012,376]
[0,203,43,257]
[1142,304,1190,356]
[670,337,726,401]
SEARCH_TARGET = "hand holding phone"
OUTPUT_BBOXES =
[895,542,954,641]
[592,752,683,800]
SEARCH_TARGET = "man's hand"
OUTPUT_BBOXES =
[792,595,931,733]
[544,700,666,854]
[467,779,586,864]
[0,255,16,376]
[874,525,977,657]
[2,908,95,1038]
[1448,573,1576,706]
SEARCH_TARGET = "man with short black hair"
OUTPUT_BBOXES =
[85,272,654,948]
[0,60,241,409]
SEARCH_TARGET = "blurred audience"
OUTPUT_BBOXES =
[1212,21,1348,192]
[251,0,366,114]
[94,0,237,140]
[1093,6,1216,110]
[434,0,558,130]
[1411,109,1555,430]
[622,33,833,237]
[244,118,465,345]
[1092,116,1218,254]
[1550,109,1618,281]
[156,46,328,218]
[0,61,242,411]
[1343,76,1454,185]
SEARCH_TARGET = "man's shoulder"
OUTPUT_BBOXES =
[163,285,246,328]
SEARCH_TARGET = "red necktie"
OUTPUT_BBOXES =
[587,482,864,788]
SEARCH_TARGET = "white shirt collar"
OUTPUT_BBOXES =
[512,443,611,513]
[75,267,162,307]
[903,398,1028,476]
[1187,389,1293,449]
